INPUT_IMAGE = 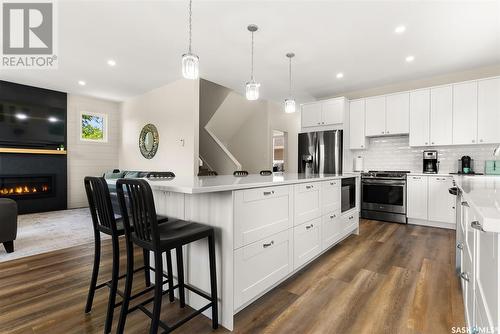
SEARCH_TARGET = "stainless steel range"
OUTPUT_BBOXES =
[361,171,410,224]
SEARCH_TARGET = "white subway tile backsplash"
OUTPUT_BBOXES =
[353,135,497,173]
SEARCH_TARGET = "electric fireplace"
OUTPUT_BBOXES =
[0,175,54,199]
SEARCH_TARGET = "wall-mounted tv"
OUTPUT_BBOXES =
[0,81,67,148]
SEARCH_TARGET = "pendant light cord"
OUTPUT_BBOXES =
[289,57,292,98]
[250,31,254,81]
[188,0,192,53]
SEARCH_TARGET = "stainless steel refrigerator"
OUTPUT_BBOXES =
[298,130,343,174]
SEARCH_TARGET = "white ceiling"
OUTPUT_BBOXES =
[1,0,499,103]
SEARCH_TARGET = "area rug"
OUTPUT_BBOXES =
[0,208,109,263]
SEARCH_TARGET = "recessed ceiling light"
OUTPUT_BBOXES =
[48,116,58,123]
[107,59,116,67]
[336,72,344,79]
[15,113,28,120]
[395,25,406,34]
[78,80,86,86]
[405,55,415,63]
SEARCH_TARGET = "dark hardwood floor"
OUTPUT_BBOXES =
[0,219,465,334]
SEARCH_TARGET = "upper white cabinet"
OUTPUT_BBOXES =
[301,97,345,128]
[349,99,368,149]
[365,96,386,136]
[301,103,322,127]
[453,82,478,145]
[385,92,410,135]
[430,85,453,146]
[364,93,410,137]
[409,89,431,147]
[478,78,500,144]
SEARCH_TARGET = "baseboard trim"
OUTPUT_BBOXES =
[408,218,455,230]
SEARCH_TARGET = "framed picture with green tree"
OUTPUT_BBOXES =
[80,111,108,142]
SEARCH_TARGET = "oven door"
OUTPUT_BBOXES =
[361,179,406,214]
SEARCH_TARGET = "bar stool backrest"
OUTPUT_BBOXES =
[116,178,159,247]
[84,176,119,235]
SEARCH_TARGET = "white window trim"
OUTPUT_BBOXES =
[79,111,108,143]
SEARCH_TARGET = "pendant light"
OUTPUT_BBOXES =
[284,53,296,113]
[181,0,199,79]
[245,24,260,100]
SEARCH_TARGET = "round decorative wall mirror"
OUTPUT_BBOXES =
[139,124,159,159]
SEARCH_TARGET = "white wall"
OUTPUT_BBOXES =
[119,79,199,176]
[67,95,121,208]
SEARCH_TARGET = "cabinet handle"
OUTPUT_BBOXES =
[263,241,274,248]
[460,272,470,282]
[472,139,475,143]
[412,176,421,179]
[306,185,313,189]
[436,177,447,181]
[361,145,364,148]
[330,182,336,186]
[471,221,484,232]
[461,201,469,207]
[349,216,354,220]
[425,142,428,145]
[317,122,321,125]
[457,242,463,250]
[306,224,314,230]
[381,131,385,134]
[322,122,325,124]
[263,190,275,196]
[480,139,483,143]
[386,131,390,134]
[431,142,435,145]
[330,214,336,219]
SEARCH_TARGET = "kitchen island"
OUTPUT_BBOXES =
[453,175,500,332]
[137,173,360,330]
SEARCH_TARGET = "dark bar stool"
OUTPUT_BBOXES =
[84,177,173,333]
[116,178,218,334]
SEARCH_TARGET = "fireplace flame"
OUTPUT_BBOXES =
[0,184,49,196]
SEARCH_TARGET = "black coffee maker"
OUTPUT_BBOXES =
[423,150,438,173]
[458,156,474,174]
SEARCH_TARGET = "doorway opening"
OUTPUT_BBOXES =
[272,130,287,172]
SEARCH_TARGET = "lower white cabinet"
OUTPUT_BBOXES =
[321,210,341,250]
[294,183,321,226]
[293,218,322,270]
[428,177,455,224]
[321,180,340,215]
[234,229,293,309]
[406,175,455,228]
[407,175,428,220]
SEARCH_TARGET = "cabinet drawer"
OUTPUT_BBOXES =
[321,210,342,250]
[294,183,321,226]
[293,218,321,270]
[341,211,359,236]
[476,228,498,328]
[234,186,293,249]
[234,229,293,310]
[322,180,340,215]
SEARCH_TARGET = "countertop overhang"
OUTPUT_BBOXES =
[107,173,359,194]
[453,175,500,233]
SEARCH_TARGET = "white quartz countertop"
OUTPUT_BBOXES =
[109,173,359,194]
[454,175,500,233]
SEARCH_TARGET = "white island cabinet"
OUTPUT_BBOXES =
[454,176,500,333]
[137,173,360,331]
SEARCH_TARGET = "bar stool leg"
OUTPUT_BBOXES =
[85,230,101,313]
[150,251,164,334]
[143,248,151,287]
[117,240,135,334]
[104,237,120,333]
[166,251,175,303]
[176,246,185,308]
[208,232,218,329]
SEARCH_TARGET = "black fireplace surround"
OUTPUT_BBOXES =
[0,81,67,214]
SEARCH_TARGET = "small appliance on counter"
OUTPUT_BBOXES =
[354,156,364,172]
[457,156,475,174]
[423,150,438,174]
[485,160,500,175]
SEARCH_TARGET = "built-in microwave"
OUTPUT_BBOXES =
[341,177,356,213]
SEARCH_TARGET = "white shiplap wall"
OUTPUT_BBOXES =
[352,135,498,173]
[67,95,120,208]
